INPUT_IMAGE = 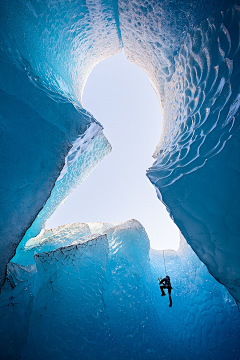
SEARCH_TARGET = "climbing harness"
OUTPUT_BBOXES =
[158,252,173,307]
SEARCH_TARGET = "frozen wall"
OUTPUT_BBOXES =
[0,0,120,285]
[118,0,230,103]
[12,130,111,263]
[119,0,240,307]
[0,221,239,359]
[147,3,240,306]
[0,0,122,100]
[150,233,240,359]
[0,50,105,286]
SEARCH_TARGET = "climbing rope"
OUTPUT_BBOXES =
[162,250,167,276]
[158,250,167,285]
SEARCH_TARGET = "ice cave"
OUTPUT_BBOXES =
[0,0,240,359]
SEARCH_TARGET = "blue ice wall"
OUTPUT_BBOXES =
[0,221,239,359]
[151,236,240,359]
[147,4,240,306]
[118,0,231,102]
[0,50,105,285]
[0,0,121,100]
[0,0,121,285]
[118,0,240,306]
[12,130,111,261]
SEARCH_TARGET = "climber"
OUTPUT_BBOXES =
[158,275,172,307]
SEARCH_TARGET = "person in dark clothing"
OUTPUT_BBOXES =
[158,276,172,307]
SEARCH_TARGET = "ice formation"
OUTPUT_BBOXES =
[146,4,240,307]
[0,220,239,359]
[0,0,117,285]
[0,0,240,358]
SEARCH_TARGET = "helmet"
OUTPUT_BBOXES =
[166,275,170,279]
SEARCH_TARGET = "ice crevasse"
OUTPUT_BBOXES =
[0,0,240,358]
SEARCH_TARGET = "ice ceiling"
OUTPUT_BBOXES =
[0,0,240,358]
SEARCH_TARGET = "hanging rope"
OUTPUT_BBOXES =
[162,250,167,276]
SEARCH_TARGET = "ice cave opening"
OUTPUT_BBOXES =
[45,51,180,251]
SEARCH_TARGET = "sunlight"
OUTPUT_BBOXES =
[46,51,180,250]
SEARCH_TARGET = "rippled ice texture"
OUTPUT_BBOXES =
[0,0,120,285]
[0,220,239,359]
[147,3,240,307]
[119,0,240,307]
[0,48,104,285]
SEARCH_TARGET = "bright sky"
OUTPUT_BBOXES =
[46,51,180,250]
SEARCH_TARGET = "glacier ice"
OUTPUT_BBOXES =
[146,3,240,306]
[0,0,117,285]
[0,51,108,286]
[119,1,240,307]
[11,130,111,263]
[1,0,240,358]
[0,220,239,359]
[0,0,121,100]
